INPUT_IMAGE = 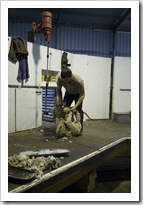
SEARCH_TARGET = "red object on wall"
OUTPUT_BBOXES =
[32,11,52,42]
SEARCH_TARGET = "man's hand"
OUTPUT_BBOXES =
[70,106,77,112]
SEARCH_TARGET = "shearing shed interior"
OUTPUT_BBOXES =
[1,1,139,200]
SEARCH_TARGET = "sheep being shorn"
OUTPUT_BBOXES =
[55,106,82,138]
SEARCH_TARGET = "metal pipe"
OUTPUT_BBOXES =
[109,30,116,119]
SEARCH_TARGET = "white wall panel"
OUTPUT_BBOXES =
[84,56,111,119]
[112,57,131,113]
[8,88,15,133]
[65,53,111,120]
[68,53,87,80]
[16,88,42,132]
[8,37,19,85]
[68,53,88,119]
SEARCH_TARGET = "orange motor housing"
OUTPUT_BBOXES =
[42,11,52,42]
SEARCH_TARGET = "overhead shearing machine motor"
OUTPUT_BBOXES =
[33,11,52,114]
[33,11,52,42]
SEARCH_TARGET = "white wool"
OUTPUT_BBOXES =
[55,106,81,138]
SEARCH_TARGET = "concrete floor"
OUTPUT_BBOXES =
[8,119,131,193]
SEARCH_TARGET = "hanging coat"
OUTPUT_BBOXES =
[8,36,30,83]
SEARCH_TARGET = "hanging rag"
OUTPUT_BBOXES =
[8,36,30,83]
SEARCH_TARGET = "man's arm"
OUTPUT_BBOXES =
[56,86,63,105]
[71,93,85,111]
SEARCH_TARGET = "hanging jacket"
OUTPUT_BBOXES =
[8,36,28,63]
[8,36,30,83]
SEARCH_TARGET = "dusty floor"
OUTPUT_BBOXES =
[8,120,131,156]
[8,119,131,193]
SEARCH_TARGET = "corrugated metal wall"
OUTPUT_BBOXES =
[8,21,131,57]
[42,87,56,122]
[115,32,131,56]
[56,26,113,57]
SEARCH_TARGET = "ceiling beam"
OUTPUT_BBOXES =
[112,8,131,31]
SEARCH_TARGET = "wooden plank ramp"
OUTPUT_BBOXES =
[9,137,131,193]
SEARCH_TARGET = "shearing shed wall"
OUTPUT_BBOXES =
[8,21,131,57]
[8,11,131,127]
